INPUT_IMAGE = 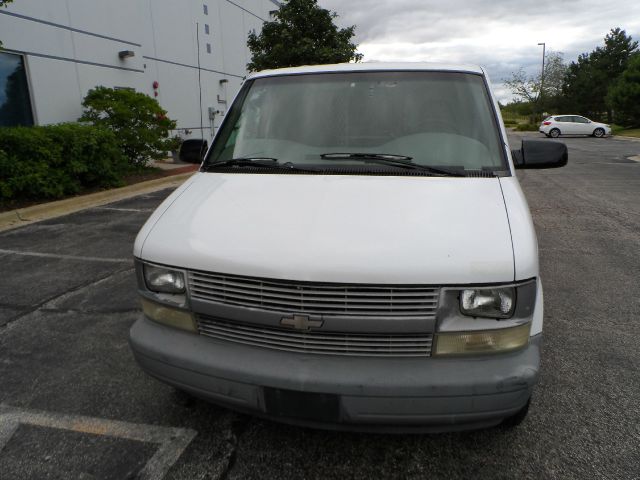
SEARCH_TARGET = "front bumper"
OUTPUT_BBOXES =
[129,317,541,432]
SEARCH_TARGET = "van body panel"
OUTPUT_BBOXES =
[498,177,539,280]
[129,63,557,431]
[133,174,199,258]
[248,62,485,81]
[130,317,540,432]
[139,172,515,285]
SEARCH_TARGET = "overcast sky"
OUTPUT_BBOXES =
[318,0,640,103]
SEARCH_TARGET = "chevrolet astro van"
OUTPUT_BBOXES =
[129,63,567,432]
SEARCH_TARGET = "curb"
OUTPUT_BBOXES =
[0,171,196,233]
[612,135,640,142]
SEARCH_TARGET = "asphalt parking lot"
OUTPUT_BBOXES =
[1,132,639,479]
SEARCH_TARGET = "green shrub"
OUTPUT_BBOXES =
[80,86,177,168]
[0,123,128,202]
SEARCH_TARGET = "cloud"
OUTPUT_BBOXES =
[318,0,640,102]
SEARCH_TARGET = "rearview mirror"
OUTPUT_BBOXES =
[511,139,567,169]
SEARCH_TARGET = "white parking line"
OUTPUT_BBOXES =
[0,405,197,480]
[0,248,130,264]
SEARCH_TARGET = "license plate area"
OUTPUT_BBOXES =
[263,387,340,423]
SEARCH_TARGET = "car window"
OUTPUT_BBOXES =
[554,116,568,122]
[208,71,507,172]
[572,116,589,123]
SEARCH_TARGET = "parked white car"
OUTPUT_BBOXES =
[540,115,611,138]
[129,63,568,432]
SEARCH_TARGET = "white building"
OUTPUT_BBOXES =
[0,0,279,140]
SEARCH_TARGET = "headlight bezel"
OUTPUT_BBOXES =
[135,259,193,331]
[437,278,537,333]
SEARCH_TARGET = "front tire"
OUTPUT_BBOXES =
[549,128,561,138]
[593,128,605,138]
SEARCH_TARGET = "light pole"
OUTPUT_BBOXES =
[537,42,546,115]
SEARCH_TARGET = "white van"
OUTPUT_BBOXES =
[129,63,567,432]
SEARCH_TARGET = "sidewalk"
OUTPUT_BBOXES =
[0,164,198,233]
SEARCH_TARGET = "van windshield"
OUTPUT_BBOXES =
[206,71,507,174]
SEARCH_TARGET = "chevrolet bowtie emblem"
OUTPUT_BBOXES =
[280,314,323,331]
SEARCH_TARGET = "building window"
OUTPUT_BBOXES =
[204,24,210,35]
[0,52,34,127]
[203,4,208,15]
[206,43,212,54]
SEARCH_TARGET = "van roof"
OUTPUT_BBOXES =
[248,62,485,79]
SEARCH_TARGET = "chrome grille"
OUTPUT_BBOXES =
[188,271,439,318]
[197,315,433,357]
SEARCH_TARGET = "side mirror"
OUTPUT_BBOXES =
[179,139,209,164]
[511,139,568,169]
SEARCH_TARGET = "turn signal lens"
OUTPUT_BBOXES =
[141,298,196,332]
[434,323,531,356]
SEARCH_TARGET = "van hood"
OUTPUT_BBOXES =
[139,172,515,284]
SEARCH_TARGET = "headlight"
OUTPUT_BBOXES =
[143,264,186,293]
[141,298,196,332]
[460,287,515,319]
[434,323,531,356]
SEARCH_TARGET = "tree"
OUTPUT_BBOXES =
[504,51,567,111]
[0,0,14,49]
[79,87,177,168]
[562,28,638,121]
[504,68,538,104]
[608,54,640,126]
[247,0,362,72]
[561,53,601,117]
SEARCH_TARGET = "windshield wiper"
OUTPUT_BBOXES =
[321,153,413,161]
[204,157,313,172]
[319,153,465,177]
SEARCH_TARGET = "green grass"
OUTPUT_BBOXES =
[611,124,640,137]
[501,113,529,124]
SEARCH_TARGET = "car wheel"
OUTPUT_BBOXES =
[500,398,531,429]
[549,128,560,138]
[593,128,605,138]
